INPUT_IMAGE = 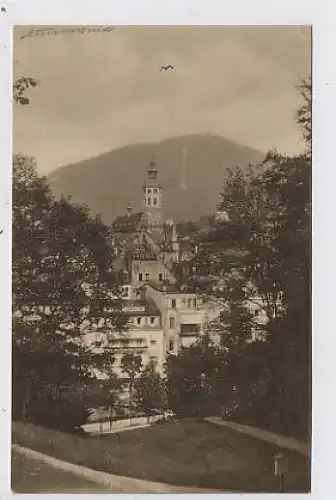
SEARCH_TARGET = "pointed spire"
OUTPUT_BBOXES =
[149,153,156,168]
[148,154,158,180]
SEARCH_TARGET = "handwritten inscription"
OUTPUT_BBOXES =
[21,26,116,40]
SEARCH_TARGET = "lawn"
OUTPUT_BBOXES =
[11,451,112,493]
[12,419,310,492]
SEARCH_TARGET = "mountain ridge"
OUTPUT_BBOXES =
[48,134,265,224]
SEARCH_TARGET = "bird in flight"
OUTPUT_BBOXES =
[160,65,174,72]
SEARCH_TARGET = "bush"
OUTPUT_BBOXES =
[28,393,89,433]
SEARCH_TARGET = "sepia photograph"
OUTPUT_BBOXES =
[11,25,311,493]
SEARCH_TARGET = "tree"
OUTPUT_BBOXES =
[165,335,229,417]
[189,79,311,437]
[134,362,166,422]
[296,77,312,153]
[120,352,143,424]
[207,153,310,434]
[89,370,121,430]
[12,154,126,429]
[13,76,39,105]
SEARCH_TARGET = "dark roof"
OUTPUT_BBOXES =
[112,213,143,232]
[147,282,196,295]
[110,298,161,317]
[132,250,158,261]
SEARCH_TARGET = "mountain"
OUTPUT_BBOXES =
[48,134,264,224]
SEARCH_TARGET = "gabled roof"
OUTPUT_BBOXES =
[110,298,161,317]
[112,213,144,232]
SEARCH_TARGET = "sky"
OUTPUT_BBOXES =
[13,25,311,175]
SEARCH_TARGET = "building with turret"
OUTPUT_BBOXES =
[87,157,222,396]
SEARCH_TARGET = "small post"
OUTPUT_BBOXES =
[279,471,284,493]
[273,452,288,493]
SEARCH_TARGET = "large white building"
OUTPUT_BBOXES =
[84,159,279,392]
[83,159,217,387]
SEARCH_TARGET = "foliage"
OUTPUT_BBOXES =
[134,362,166,420]
[165,335,229,416]
[296,77,312,153]
[13,77,39,105]
[120,352,143,420]
[171,80,311,437]
[12,154,126,428]
[204,149,311,435]
[120,352,143,385]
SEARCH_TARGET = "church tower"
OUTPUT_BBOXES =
[143,156,163,229]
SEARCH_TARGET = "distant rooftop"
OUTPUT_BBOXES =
[132,250,158,261]
[109,298,161,317]
[112,212,144,232]
[147,282,197,295]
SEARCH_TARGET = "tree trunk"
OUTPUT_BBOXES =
[109,405,113,429]
[129,382,133,426]
[21,378,32,422]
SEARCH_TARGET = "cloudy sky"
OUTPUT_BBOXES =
[13,25,311,175]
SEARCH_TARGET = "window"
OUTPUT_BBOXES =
[145,273,150,281]
[153,188,158,195]
[182,297,186,306]
[139,273,143,281]
[169,340,174,351]
[171,299,176,308]
[150,317,155,324]
[158,273,163,281]
[150,339,157,345]
[137,317,142,326]
[147,189,152,195]
[188,299,192,307]
[193,299,197,308]
[150,356,158,365]
[153,197,158,206]
[169,317,175,329]
[147,197,151,206]
[254,310,259,317]
[180,324,201,335]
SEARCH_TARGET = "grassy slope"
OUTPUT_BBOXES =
[11,451,112,493]
[12,419,310,493]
